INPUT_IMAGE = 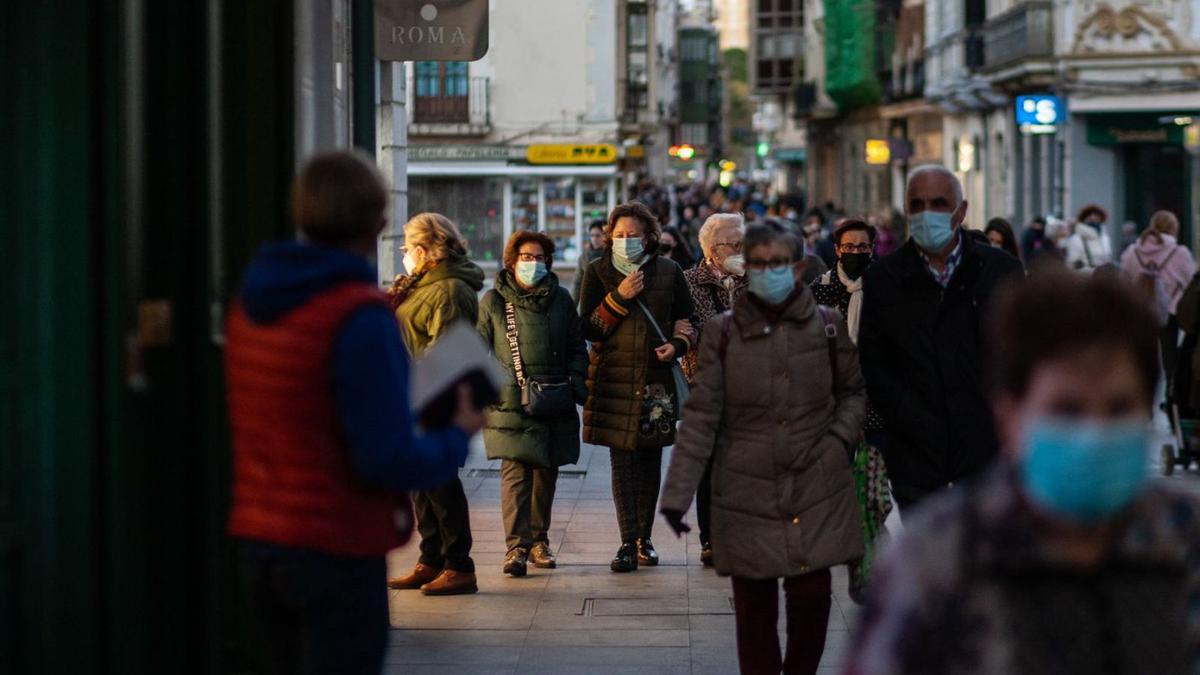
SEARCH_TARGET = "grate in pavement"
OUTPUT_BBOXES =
[464,468,587,480]
[577,596,735,616]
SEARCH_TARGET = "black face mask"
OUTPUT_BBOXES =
[840,252,871,280]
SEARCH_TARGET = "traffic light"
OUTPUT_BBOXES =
[756,141,769,158]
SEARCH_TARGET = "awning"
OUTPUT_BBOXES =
[407,162,619,177]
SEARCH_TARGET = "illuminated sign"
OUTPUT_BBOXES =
[865,139,890,165]
[1016,94,1064,135]
[526,144,618,165]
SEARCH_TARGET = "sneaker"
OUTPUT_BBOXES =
[700,541,714,567]
[636,538,659,566]
[387,563,440,590]
[529,542,557,569]
[503,548,529,577]
[610,542,639,573]
[420,569,479,596]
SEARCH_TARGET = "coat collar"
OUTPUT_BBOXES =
[494,268,558,310]
[732,283,816,340]
[897,231,985,292]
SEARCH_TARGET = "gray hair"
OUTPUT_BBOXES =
[698,213,746,257]
[905,164,963,206]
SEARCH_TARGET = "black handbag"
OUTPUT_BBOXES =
[504,301,575,417]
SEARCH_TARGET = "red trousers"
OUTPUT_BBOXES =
[730,569,832,675]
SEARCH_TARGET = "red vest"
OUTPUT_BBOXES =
[225,282,406,557]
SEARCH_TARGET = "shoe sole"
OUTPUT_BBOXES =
[387,580,436,590]
[421,585,479,596]
[637,557,659,566]
[530,560,557,569]
[610,566,637,573]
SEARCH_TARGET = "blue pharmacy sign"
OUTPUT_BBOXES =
[1016,95,1064,134]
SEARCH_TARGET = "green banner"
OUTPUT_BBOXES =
[824,0,882,111]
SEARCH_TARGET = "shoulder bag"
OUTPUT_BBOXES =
[634,298,690,410]
[504,301,575,417]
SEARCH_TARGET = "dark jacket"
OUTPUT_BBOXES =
[858,234,1023,489]
[578,251,695,450]
[477,270,588,467]
[572,246,605,302]
[394,252,485,358]
[681,259,748,382]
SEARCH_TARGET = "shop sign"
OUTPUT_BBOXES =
[376,0,489,62]
[527,144,618,165]
[773,147,807,163]
[865,139,891,165]
[1016,94,1064,135]
[408,145,522,162]
[1087,113,1185,145]
[624,145,646,159]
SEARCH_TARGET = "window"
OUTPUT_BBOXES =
[413,62,470,123]
[753,0,804,93]
[626,2,650,112]
[680,123,708,146]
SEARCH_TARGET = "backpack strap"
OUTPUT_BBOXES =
[816,305,839,396]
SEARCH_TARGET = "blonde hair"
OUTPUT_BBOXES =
[404,212,468,271]
[1149,210,1180,238]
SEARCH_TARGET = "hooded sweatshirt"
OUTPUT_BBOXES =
[236,241,469,493]
[1120,234,1198,315]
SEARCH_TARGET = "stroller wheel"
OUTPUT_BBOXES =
[1163,444,1177,477]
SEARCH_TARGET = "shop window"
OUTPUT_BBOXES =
[543,178,578,264]
[407,177,505,264]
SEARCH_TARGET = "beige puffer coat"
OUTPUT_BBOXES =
[660,286,866,579]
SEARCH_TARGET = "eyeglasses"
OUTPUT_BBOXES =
[745,258,794,272]
[838,243,873,254]
[714,240,743,252]
[518,253,549,263]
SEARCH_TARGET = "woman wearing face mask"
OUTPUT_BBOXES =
[659,225,698,271]
[386,213,485,596]
[1064,204,1114,272]
[578,202,696,573]
[984,217,1021,262]
[660,220,867,675]
[846,271,1200,674]
[476,231,589,577]
[680,212,748,567]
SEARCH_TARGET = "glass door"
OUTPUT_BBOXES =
[543,177,577,264]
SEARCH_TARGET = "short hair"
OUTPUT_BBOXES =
[605,202,661,250]
[989,271,1159,403]
[403,212,468,262]
[906,164,963,206]
[588,219,606,233]
[744,220,802,261]
[1076,203,1108,223]
[291,151,389,245]
[698,213,745,257]
[833,218,876,246]
[503,230,556,271]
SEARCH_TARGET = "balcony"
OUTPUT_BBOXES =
[408,76,491,137]
[983,1,1054,73]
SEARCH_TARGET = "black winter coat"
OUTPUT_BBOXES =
[858,234,1023,489]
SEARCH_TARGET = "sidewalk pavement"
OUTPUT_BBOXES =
[384,440,862,674]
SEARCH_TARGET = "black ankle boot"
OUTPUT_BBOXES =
[700,541,714,567]
[610,542,639,573]
[636,538,659,566]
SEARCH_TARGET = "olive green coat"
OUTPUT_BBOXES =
[394,252,485,358]
[578,251,695,451]
[477,270,588,467]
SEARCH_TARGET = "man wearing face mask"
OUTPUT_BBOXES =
[858,165,1024,513]
[680,212,749,566]
[846,272,1200,674]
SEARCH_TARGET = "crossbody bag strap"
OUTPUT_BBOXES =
[635,298,671,344]
[504,301,527,387]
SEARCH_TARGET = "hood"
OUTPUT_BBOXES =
[420,252,485,292]
[1133,233,1179,263]
[494,267,559,309]
[237,241,377,324]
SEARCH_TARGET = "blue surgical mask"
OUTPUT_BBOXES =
[515,261,547,287]
[1020,417,1150,524]
[611,237,645,276]
[747,266,796,305]
[908,210,956,252]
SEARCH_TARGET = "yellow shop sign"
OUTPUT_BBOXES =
[527,144,618,165]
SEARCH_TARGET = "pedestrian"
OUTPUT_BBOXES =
[984,217,1021,262]
[1120,210,1197,383]
[859,165,1024,512]
[680,212,748,567]
[660,225,698,270]
[573,220,606,303]
[477,230,588,577]
[873,210,903,258]
[660,220,867,675]
[1064,203,1114,272]
[226,152,483,675]
[845,271,1200,674]
[387,212,486,596]
[802,209,838,269]
[578,201,696,573]
[1019,216,1047,263]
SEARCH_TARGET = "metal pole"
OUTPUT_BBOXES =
[351,0,375,152]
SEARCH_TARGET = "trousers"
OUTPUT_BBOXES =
[730,569,833,675]
[609,446,663,543]
[413,476,475,572]
[500,459,559,552]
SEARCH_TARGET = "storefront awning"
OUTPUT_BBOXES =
[407,162,618,177]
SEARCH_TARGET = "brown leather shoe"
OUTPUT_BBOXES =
[387,563,440,590]
[420,569,479,596]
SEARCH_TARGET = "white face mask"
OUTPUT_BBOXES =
[722,254,745,276]
[403,248,419,275]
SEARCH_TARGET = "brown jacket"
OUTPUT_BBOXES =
[660,286,866,579]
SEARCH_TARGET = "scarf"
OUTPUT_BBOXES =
[837,264,864,344]
[612,252,645,278]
